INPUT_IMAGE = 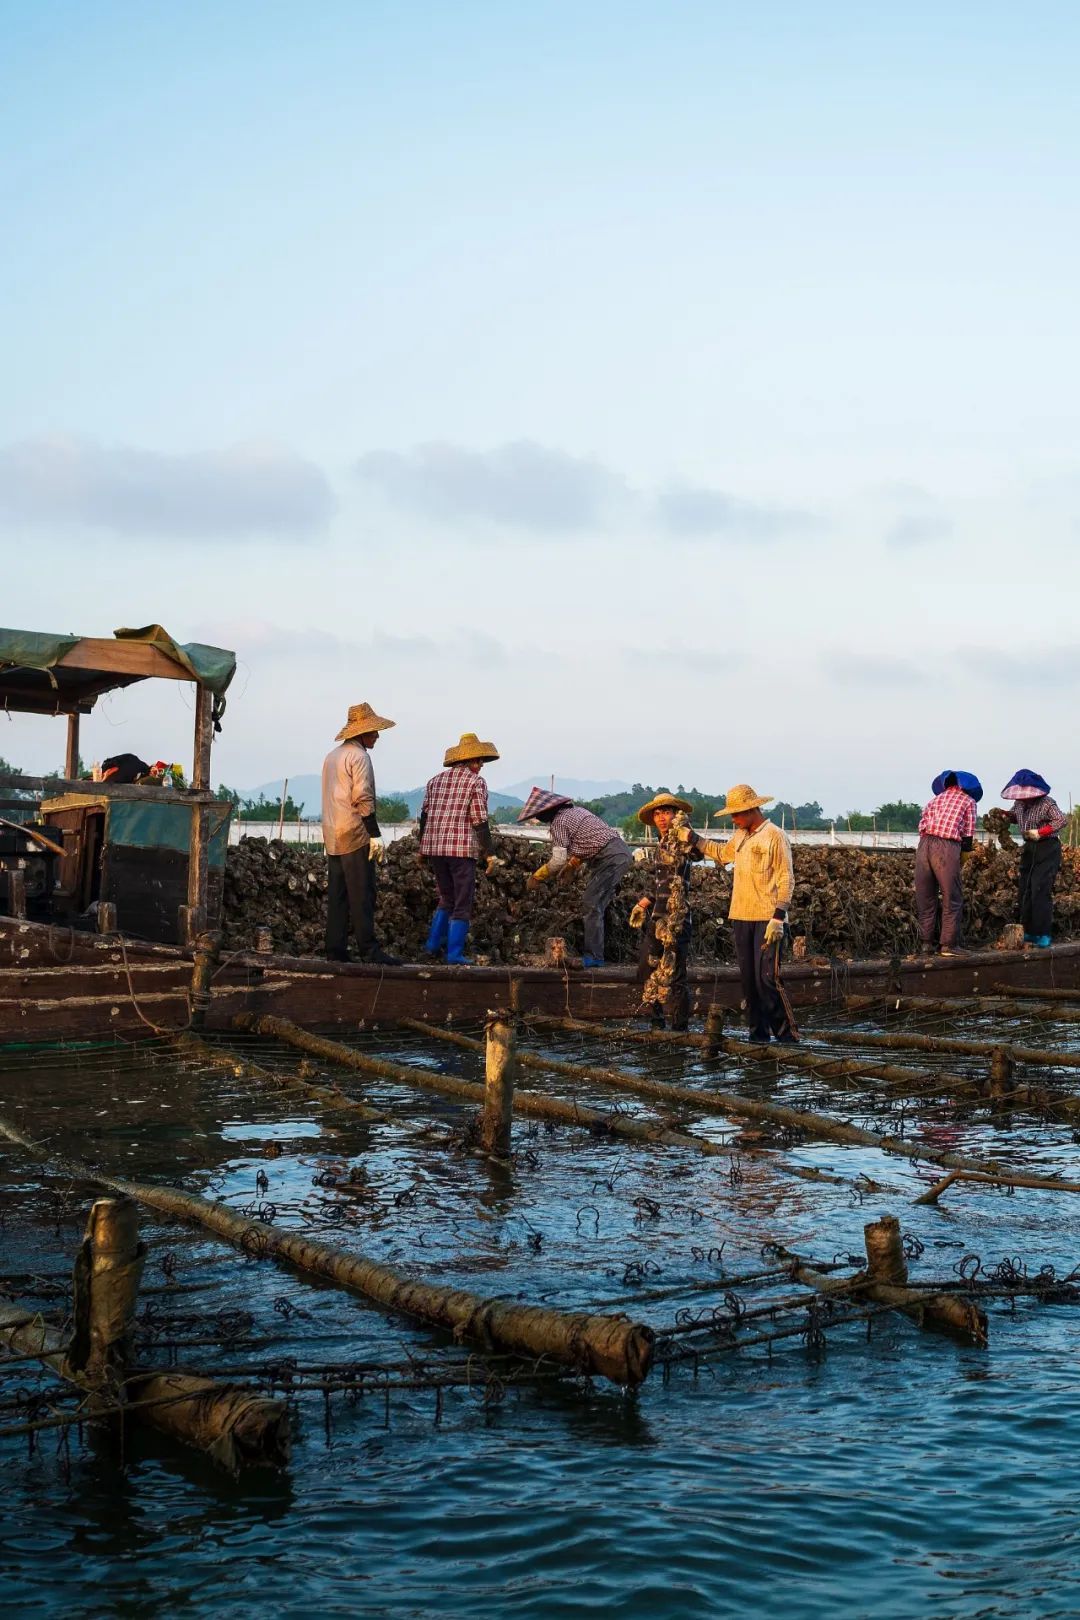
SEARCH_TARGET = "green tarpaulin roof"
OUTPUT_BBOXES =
[0,624,236,717]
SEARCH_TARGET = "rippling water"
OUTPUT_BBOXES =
[3,1008,1080,1618]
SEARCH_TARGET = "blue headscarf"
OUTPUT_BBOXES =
[931,770,983,803]
[1002,769,1051,801]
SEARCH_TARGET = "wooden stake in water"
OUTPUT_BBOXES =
[482,1011,516,1157]
[68,1195,145,1394]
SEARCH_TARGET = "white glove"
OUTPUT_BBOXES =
[367,837,385,864]
[633,846,649,863]
[1024,829,1042,843]
[764,916,785,945]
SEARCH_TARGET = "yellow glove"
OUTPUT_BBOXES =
[367,837,385,865]
[485,855,504,876]
[628,898,651,930]
[527,864,551,890]
[764,916,785,945]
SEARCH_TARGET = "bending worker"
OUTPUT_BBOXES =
[680,783,797,1044]
[519,788,632,966]
[629,792,703,1030]
[915,770,981,956]
[419,732,501,964]
[321,701,401,966]
[1000,769,1067,947]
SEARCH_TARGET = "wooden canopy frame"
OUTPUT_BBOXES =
[0,631,234,943]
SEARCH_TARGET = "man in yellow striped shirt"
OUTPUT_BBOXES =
[680,783,797,1044]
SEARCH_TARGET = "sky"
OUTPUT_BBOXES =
[3,1,1079,815]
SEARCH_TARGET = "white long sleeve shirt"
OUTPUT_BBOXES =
[321,741,376,856]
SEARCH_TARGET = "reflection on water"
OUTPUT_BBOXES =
[3,1008,1080,1618]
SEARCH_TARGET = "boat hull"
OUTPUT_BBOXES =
[4,916,1080,1043]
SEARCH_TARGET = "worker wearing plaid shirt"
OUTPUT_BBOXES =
[915,772,980,954]
[419,733,499,964]
[518,788,633,966]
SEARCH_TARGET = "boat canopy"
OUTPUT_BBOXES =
[0,625,236,718]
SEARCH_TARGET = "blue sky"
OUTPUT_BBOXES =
[3,3,1079,812]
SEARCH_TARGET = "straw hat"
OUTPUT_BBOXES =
[637,792,693,827]
[336,702,396,742]
[444,732,500,767]
[713,783,774,818]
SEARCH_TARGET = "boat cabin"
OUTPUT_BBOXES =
[0,625,236,944]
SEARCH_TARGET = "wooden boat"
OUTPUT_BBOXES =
[4,909,1080,1043]
[5,622,1080,1046]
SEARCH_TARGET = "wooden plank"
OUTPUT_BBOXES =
[56,639,192,682]
[0,775,216,803]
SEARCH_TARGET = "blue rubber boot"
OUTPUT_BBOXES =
[446,918,473,964]
[424,908,450,958]
[1023,932,1036,944]
[582,955,605,968]
[1032,934,1052,948]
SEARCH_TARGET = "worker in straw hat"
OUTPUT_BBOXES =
[321,701,401,966]
[678,783,797,1043]
[419,732,502,965]
[999,769,1067,947]
[628,792,703,1030]
[518,787,633,967]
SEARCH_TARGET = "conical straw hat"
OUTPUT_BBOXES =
[336,702,396,741]
[713,783,773,817]
[444,732,500,766]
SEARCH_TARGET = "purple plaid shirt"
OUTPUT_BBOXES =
[1013,796,1067,837]
[549,805,621,861]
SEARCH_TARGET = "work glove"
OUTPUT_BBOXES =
[526,864,551,891]
[367,837,385,865]
[764,916,785,945]
[485,855,504,876]
[628,898,651,929]
[674,823,695,847]
[633,846,650,863]
[1024,829,1042,842]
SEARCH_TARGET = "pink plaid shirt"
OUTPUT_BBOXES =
[919,786,976,842]
[419,766,489,859]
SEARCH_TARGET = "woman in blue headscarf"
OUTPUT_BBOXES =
[1000,771,1067,947]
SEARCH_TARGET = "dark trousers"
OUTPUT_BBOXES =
[582,841,633,961]
[326,849,377,959]
[637,917,691,1029]
[430,855,477,922]
[733,920,794,1041]
[1020,838,1061,936]
[914,835,963,947]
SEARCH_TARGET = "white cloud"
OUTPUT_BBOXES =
[0,436,336,538]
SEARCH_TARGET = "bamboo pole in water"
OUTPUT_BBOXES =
[808,1023,1080,1071]
[0,1114,654,1386]
[845,993,1080,1024]
[515,1014,1080,1189]
[989,985,1080,1003]
[786,1215,988,1345]
[232,1011,735,1161]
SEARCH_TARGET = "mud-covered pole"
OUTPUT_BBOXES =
[67,1196,145,1395]
[482,1011,516,1157]
[703,1004,726,1058]
[189,930,221,1030]
[988,1047,1015,1101]
[863,1214,907,1285]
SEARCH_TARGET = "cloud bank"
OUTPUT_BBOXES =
[0,436,336,538]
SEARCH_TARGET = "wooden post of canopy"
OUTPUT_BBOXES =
[64,713,80,780]
[185,685,215,945]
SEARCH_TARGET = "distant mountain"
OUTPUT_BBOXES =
[240,775,522,819]
[496,776,633,801]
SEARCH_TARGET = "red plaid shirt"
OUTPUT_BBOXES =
[919,787,976,842]
[419,766,490,859]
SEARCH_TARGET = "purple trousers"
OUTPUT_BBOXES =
[430,855,477,921]
[915,835,963,947]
